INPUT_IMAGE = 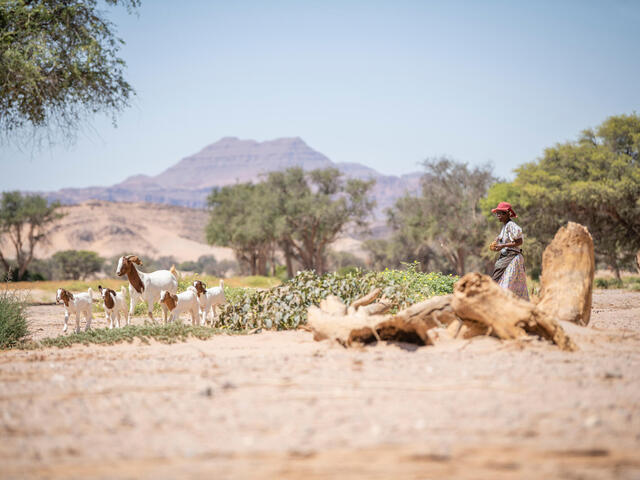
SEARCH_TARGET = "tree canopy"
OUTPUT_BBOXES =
[0,0,139,144]
[206,167,374,276]
[367,158,496,275]
[0,191,63,280]
[484,113,640,278]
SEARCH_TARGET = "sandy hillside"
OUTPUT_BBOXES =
[2,200,366,264]
[0,289,639,479]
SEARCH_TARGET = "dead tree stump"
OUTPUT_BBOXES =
[537,222,595,326]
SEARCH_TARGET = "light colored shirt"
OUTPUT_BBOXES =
[498,220,523,253]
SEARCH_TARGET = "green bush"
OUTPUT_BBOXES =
[217,262,458,331]
[0,290,29,348]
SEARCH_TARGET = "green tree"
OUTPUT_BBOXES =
[0,0,139,143]
[368,158,496,275]
[0,191,63,280]
[206,183,277,276]
[484,113,640,279]
[51,250,104,280]
[267,167,374,275]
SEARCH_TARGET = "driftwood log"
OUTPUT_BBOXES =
[536,222,595,326]
[306,222,595,351]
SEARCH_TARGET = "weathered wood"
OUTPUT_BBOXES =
[537,222,595,326]
[452,272,577,351]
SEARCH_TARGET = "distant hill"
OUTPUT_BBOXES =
[43,137,422,216]
[14,200,367,264]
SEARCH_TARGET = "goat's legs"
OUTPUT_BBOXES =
[114,310,121,328]
[85,311,93,331]
[107,310,114,329]
[161,304,169,324]
[128,289,140,318]
[63,312,69,333]
[75,313,81,333]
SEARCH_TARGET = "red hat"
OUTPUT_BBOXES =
[491,201,517,218]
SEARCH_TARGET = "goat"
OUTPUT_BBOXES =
[159,286,200,325]
[98,285,129,329]
[56,287,94,333]
[116,255,178,323]
[193,279,226,326]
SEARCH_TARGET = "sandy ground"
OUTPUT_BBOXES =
[1,289,640,479]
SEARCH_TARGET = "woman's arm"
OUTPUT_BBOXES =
[501,238,523,249]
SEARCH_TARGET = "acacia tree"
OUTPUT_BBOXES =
[485,113,640,279]
[367,158,496,275]
[267,167,374,275]
[205,183,277,276]
[51,250,104,280]
[0,0,139,144]
[0,191,63,280]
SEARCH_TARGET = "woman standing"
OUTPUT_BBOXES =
[489,202,529,300]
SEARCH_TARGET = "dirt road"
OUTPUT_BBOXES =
[1,289,639,479]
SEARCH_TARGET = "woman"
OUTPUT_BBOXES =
[489,202,529,300]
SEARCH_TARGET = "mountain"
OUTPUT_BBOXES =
[43,137,422,216]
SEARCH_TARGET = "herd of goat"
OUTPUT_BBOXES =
[54,255,226,333]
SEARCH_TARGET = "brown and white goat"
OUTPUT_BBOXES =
[159,286,199,325]
[193,280,226,325]
[98,285,129,329]
[115,255,177,323]
[56,287,93,333]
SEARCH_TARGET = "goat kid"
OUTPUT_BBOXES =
[193,280,226,326]
[98,285,129,329]
[116,255,178,323]
[159,286,200,325]
[56,288,93,333]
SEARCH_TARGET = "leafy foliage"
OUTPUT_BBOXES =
[0,191,63,280]
[0,289,29,348]
[484,114,640,278]
[367,158,496,275]
[216,264,458,331]
[206,167,375,277]
[51,250,104,280]
[0,0,139,143]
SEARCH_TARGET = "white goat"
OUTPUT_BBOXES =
[116,255,178,323]
[159,286,200,325]
[56,287,94,333]
[98,285,129,329]
[193,279,226,326]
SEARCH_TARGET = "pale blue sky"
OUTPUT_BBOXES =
[1,0,639,190]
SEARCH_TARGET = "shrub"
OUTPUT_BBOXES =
[0,289,29,348]
[217,262,458,331]
[51,250,104,280]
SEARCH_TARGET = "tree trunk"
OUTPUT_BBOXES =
[257,251,268,276]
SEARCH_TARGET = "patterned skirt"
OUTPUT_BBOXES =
[495,253,529,300]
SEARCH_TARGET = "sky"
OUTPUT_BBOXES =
[1,0,639,191]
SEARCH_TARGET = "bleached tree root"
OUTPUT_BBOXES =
[452,273,577,351]
[536,222,595,326]
[308,293,457,346]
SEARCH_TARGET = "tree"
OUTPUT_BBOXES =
[51,250,103,280]
[484,114,640,279]
[0,191,63,280]
[206,183,277,276]
[0,0,139,144]
[205,168,375,277]
[367,158,497,275]
[267,167,374,275]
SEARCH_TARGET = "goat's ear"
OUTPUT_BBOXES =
[127,255,143,266]
[171,293,179,303]
[202,282,207,289]
[67,290,74,300]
